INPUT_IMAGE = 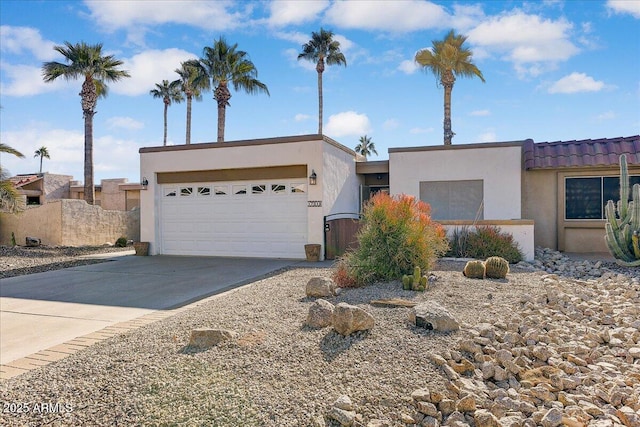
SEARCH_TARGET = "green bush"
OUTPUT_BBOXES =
[339,193,448,285]
[115,236,128,248]
[465,226,522,263]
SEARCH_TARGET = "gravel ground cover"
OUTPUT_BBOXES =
[1,247,638,426]
[0,245,132,279]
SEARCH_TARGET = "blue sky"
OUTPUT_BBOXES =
[1,0,639,184]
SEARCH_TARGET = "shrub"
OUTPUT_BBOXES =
[339,193,448,285]
[465,226,523,263]
[332,258,359,288]
[115,236,128,247]
[446,226,471,258]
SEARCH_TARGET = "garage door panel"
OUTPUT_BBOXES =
[160,181,308,258]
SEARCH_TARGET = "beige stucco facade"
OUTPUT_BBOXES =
[139,135,360,258]
[0,200,139,246]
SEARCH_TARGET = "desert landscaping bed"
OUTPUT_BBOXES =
[1,252,639,427]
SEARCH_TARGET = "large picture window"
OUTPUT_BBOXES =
[419,180,483,220]
[565,175,640,219]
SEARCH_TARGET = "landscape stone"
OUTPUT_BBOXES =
[306,299,335,328]
[306,276,336,297]
[188,328,236,349]
[409,301,460,332]
[331,303,375,336]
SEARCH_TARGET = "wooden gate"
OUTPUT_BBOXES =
[324,214,361,260]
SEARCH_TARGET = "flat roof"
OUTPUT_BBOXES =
[389,140,529,153]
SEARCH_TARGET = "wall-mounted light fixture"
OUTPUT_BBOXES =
[141,177,149,187]
[309,170,317,185]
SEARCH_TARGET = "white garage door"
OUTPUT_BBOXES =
[160,180,308,258]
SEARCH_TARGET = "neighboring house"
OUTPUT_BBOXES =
[9,173,73,205]
[70,178,143,210]
[523,136,640,253]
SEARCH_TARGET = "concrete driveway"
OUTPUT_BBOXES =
[0,255,295,366]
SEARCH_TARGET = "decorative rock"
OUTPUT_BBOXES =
[411,387,431,402]
[332,303,375,336]
[370,298,417,308]
[306,276,336,297]
[334,395,354,411]
[188,328,236,349]
[327,407,355,427]
[306,299,335,328]
[540,408,563,427]
[617,406,640,427]
[409,301,460,332]
[25,236,41,247]
[473,409,500,427]
[456,395,476,412]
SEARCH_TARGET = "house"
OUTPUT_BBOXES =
[70,178,143,210]
[9,173,73,205]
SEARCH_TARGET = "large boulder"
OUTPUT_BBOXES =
[409,301,459,332]
[188,328,236,349]
[306,277,337,298]
[332,303,375,336]
[306,299,335,328]
[26,236,41,247]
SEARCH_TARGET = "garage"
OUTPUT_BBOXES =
[159,179,308,258]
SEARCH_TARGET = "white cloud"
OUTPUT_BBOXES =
[1,124,142,182]
[469,109,491,116]
[267,0,329,26]
[410,127,434,134]
[0,26,57,61]
[107,116,144,130]
[325,0,448,32]
[85,0,248,36]
[274,31,315,46]
[398,59,419,74]
[607,0,640,18]
[0,63,65,97]
[467,11,579,78]
[115,48,198,96]
[548,72,605,94]
[477,130,497,142]
[596,111,616,120]
[382,119,399,130]
[324,111,371,137]
[294,113,311,122]
[450,4,486,32]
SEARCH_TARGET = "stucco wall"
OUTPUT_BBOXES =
[523,169,557,249]
[0,202,62,246]
[389,144,523,220]
[0,200,139,246]
[44,174,72,201]
[100,178,128,211]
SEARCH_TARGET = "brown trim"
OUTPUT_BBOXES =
[356,160,390,174]
[438,219,534,226]
[139,134,357,157]
[389,140,526,153]
[157,165,307,184]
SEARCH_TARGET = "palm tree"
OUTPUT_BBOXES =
[34,146,50,174]
[198,37,269,142]
[0,143,25,213]
[42,42,129,205]
[150,79,183,146]
[175,60,209,145]
[355,135,378,160]
[415,30,484,145]
[298,28,347,135]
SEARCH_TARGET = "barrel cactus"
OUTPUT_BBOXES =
[463,260,485,279]
[605,154,640,267]
[485,256,509,279]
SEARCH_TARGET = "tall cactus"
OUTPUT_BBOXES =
[604,154,640,267]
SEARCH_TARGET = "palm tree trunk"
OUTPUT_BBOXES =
[215,83,231,142]
[186,94,192,145]
[316,59,325,135]
[163,101,169,146]
[39,156,43,174]
[83,111,95,205]
[442,71,455,145]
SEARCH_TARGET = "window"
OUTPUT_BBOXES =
[180,187,193,196]
[198,187,211,196]
[214,185,228,195]
[233,184,247,195]
[565,175,640,219]
[165,189,177,197]
[271,184,286,194]
[252,184,266,194]
[419,180,483,220]
[291,183,306,193]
